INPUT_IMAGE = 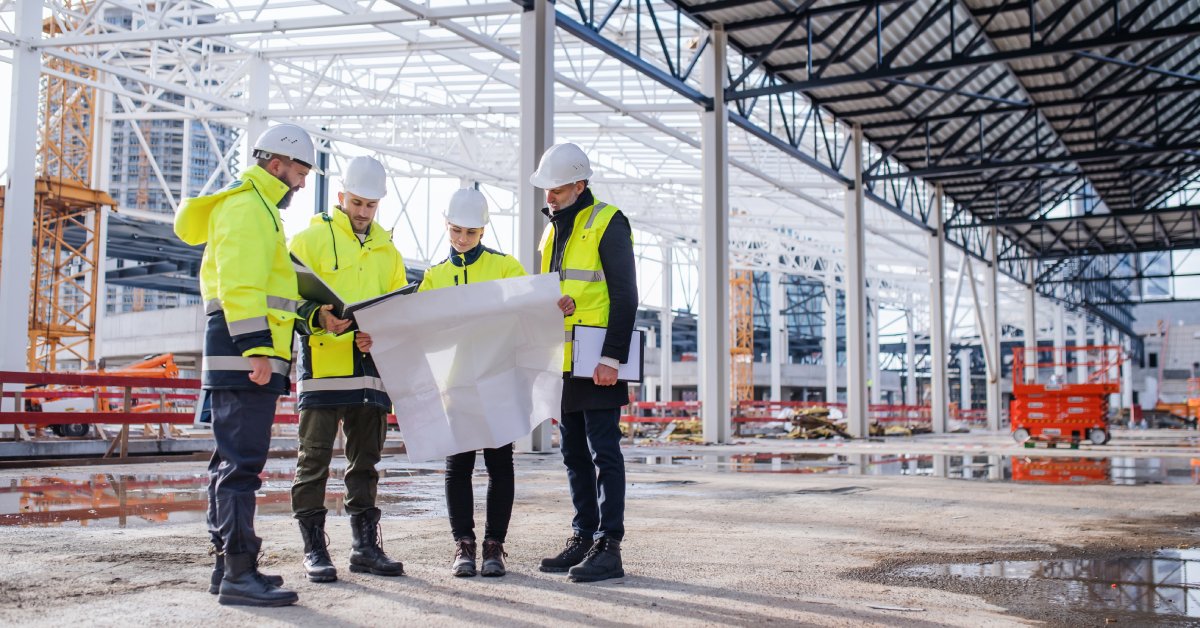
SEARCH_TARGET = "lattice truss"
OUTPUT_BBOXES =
[0,0,1062,344]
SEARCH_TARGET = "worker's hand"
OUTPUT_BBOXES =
[318,304,351,334]
[593,363,618,386]
[355,332,373,353]
[248,356,271,386]
[558,295,576,316]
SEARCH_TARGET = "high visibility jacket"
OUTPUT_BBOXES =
[290,208,407,409]
[418,243,526,292]
[174,166,302,395]
[539,200,625,372]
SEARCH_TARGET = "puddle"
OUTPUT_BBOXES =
[0,465,445,527]
[628,452,1200,485]
[904,549,1200,621]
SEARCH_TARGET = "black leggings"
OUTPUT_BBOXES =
[444,443,514,542]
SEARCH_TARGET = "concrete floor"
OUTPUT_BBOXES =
[0,429,1197,626]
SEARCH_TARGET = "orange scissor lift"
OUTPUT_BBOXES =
[1011,345,1123,446]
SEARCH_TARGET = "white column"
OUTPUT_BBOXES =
[517,0,555,452]
[1053,303,1067,379]
[643,327,657,403]
[985,227,1001,431]
[700,23,731,444]
[928,187,948,432]
[244,56,269,163]
[824,273,838,405]
[1075,315,1089,384]
[92,90,114,367]
[0,1,42,374]
[869,296,882,405]
[660,244,673,403]
[905,308,917,406]
[959,348,974,410]
[770,272,785,401]
[1121,336,1134,411]
[843,124,869,437]
[1024,273,1037,384]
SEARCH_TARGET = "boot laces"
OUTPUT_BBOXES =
[583,538,608,560]
[482,540,506,560]
[563,535,586,553]
[455,538,476,560]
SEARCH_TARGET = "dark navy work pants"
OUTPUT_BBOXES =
[558,407,625,541]
[205,388,278,555]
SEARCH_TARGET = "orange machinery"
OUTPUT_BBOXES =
[29,353,181,437]
[1010,345,1123,446]
[1011,457,1111,484]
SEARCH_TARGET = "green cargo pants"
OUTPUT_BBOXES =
[291,405,388,518]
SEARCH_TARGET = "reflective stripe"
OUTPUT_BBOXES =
[203,356,291,376]
[266,296,301,313]
[206,296,300,314]
[565,331,574,342]
[584,202,608,230]
[298,376,387,394]
[227,316,269,336]
[561,268,605,282]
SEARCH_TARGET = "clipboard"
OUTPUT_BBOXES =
[570,324,645,382]
[291,253,418,334]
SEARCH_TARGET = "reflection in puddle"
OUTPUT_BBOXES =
[0,466,445,528]
[629,453,1200,485]
[905,549,1200,619]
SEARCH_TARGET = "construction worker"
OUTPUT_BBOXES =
[288,155,406,583]
[418,188,574,578]
[531,143,638,583]
[174,123,318,607]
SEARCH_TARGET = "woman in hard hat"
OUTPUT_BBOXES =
[418,188,569,578]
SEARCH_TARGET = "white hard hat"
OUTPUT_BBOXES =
[445,188,489,228]
[252,123,323,174]
[528,142,592,189]
[341,156,388,200]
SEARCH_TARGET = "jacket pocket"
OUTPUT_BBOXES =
[309,334,355,378]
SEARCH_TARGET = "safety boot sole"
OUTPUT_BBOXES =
[568,569,625,583]
[209,574,283,594]
[349,563,404,576]
[217,591,299,607]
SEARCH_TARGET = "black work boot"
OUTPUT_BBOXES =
[349,508,404,576]
[568,537,624,583]
[452,537,477,577]
[538,534,590,573]
[208,544,283,594]
[298,513,338,583]
[481,539,507,577]
[217,552,299,607]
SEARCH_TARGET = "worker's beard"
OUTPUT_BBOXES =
[277,187,296,209]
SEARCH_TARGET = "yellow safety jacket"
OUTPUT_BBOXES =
[539,200,623,371]
[290,208,407,409]
[174,166,302,395]
[418,243,526,292]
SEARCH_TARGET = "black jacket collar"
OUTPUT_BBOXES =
[541,188,595,223]
[447,242,486,267]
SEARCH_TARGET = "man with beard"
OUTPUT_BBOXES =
[531,143,638,583]
[174,123,318,607]
[288,156,406,583]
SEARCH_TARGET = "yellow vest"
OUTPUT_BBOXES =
[418,245,526,292]
[289,209,407,379]
[540,201,625,371]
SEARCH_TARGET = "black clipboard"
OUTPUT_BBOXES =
[291,253,417,334]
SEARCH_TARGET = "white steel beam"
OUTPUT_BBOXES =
[928,187,948,432]
[1076,315,1089,384]
[905,305,917,406]
[770,271,784,402]
[518,0,554,452]
[700,23,730,444]
[1024,265,1037,385]
[824,272,838,405]
[1054,303,1067,379]
[661,244,673,402]
[843,124,868,438]
[960,348,974,410]
[0,0,42,374]
[985,227,1001,431]
[869,296,882,405]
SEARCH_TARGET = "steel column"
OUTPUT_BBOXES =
[824,272,838,404]
[985,227,1001,431]
[844,124,869,437]
[870,296,882,404]
[960,348,974,410]
[660,244,673,402]
[905,305,917,406]
[518,0,555,452]
[700,23,731,444]
[0,1,42,375]
[1075,315,1088,384]
[244,56,269,165]
[1024,269,1037,385]
[928,187,948,433]
[770,272,785,402]
[1053,303,1067,379]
